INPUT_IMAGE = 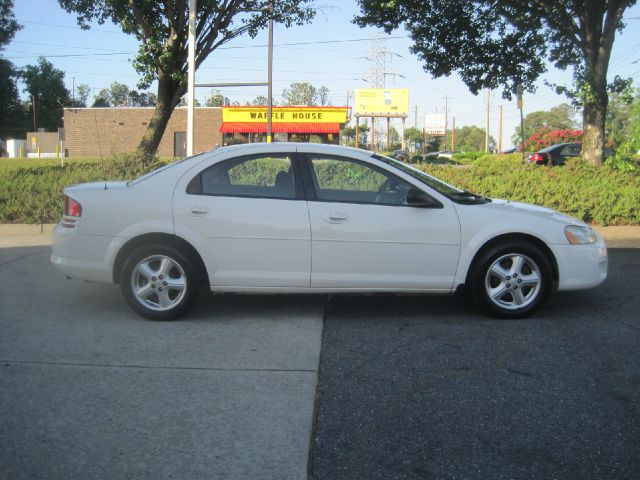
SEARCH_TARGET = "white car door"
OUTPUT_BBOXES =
[302,154,461,290]
[173,152,311,288]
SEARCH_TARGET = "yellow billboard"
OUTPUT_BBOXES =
[355,88,409,115]
[222,106,349,123]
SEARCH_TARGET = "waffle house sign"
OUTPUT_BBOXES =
[220,106,350,134]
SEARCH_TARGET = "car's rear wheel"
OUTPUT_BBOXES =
[470,241,552,318]
[120,244,200,320]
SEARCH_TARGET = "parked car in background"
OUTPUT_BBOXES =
[501,147,518,154]
[52,143,607,321]
[425,150,461,159]
[527,142,582,166]
[391,149,410,162]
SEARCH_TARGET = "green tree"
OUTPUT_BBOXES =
[178,95,201,107]
[69,83,91,107]
[21,57,71,131]
[403,127,422,150]
[92,91,110,107]
[512,103,577,145]
[317,85,330,106]
[282,81,317,105]
[249,95,268,106]
[355,0,636,167]
[608,96,640,170]
[606,88,638,149]
[93,82,158,107]
[129,90,158,107]
[205,89,229,107]
[0,0,20,46]
[0,0,25,139]
[454,125,495,152]
[59,0,315,156]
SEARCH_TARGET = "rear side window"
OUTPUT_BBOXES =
[187,155,296,199]
[560,145,581,156]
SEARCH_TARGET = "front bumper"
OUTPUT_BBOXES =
[553,240,608,290]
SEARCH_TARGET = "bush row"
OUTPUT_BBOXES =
[0,154,165,224]
[418,155,639,225]
[1,153,638,226]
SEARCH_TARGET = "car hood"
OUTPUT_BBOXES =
[485,199,588,227]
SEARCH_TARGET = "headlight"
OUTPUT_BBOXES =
[564,225,598,245]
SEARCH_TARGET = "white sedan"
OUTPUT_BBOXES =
[51,143,607,320]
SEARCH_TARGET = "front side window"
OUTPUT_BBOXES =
[188,155,296,199]
[308,156,412,205]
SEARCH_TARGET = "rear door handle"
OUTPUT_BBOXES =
[322,212,349,224]
[186,206,209,216]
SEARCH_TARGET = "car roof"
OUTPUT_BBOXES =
[539,142,581,152]
[211,142,374,158]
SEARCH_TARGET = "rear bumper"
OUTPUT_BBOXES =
[552,240,608,290]
[51,224,119,284]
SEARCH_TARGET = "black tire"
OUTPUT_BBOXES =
[469,241,552,319]
[120,243,200,320]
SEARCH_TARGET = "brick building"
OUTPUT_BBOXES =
[63,107,222,157]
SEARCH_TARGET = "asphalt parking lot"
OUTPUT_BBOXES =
[1,242,639,479]
[310,249,640,479]
[0,246,324,480]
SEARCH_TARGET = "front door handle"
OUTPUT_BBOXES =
[186,206,209,216]
[322,212,349,224]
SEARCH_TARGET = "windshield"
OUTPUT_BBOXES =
[373,154,463,196]
[373,154,491,204]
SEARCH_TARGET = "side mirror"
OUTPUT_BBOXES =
[405,187,443,208]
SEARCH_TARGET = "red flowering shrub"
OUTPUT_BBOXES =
[523,127,583,151]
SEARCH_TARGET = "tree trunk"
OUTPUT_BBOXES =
[582,92,607,167]
[138,72,186,156]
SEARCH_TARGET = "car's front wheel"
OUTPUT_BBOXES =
[120,244,200,320]
[470,241,552,318]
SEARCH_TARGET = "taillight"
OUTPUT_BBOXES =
[528,153,545,164]
[64,195,83,217]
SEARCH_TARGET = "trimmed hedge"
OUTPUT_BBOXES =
[0,154,166,224]
[419,155,639,225]
[1,153,638,226]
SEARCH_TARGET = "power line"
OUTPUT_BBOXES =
[21,19,122,34]
[5,35,406,60]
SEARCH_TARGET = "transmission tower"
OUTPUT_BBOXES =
[363,33,404,149]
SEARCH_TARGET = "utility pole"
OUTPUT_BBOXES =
[517,85,525,161]
[443,96,448,151]
[484,90,491,152]
[498,104,503,153]
[187,0,196,157]
[451,116,455,150]
[72,77,75,105]
[266,0,273,143]
[414,105,418,129]
[32,94,37,131]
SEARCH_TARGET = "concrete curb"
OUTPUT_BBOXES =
[1,223,639,249]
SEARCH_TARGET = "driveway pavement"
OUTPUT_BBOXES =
[310,249,640,479]
[1,225,639,479]
[0,245,324,480]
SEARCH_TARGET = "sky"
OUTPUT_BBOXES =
[4,0,640,148]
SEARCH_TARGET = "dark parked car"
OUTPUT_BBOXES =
[527,142,581,166]
[391,149,410,162]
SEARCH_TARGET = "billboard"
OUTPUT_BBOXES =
[424,114,446,135]
[355,88,409,115]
